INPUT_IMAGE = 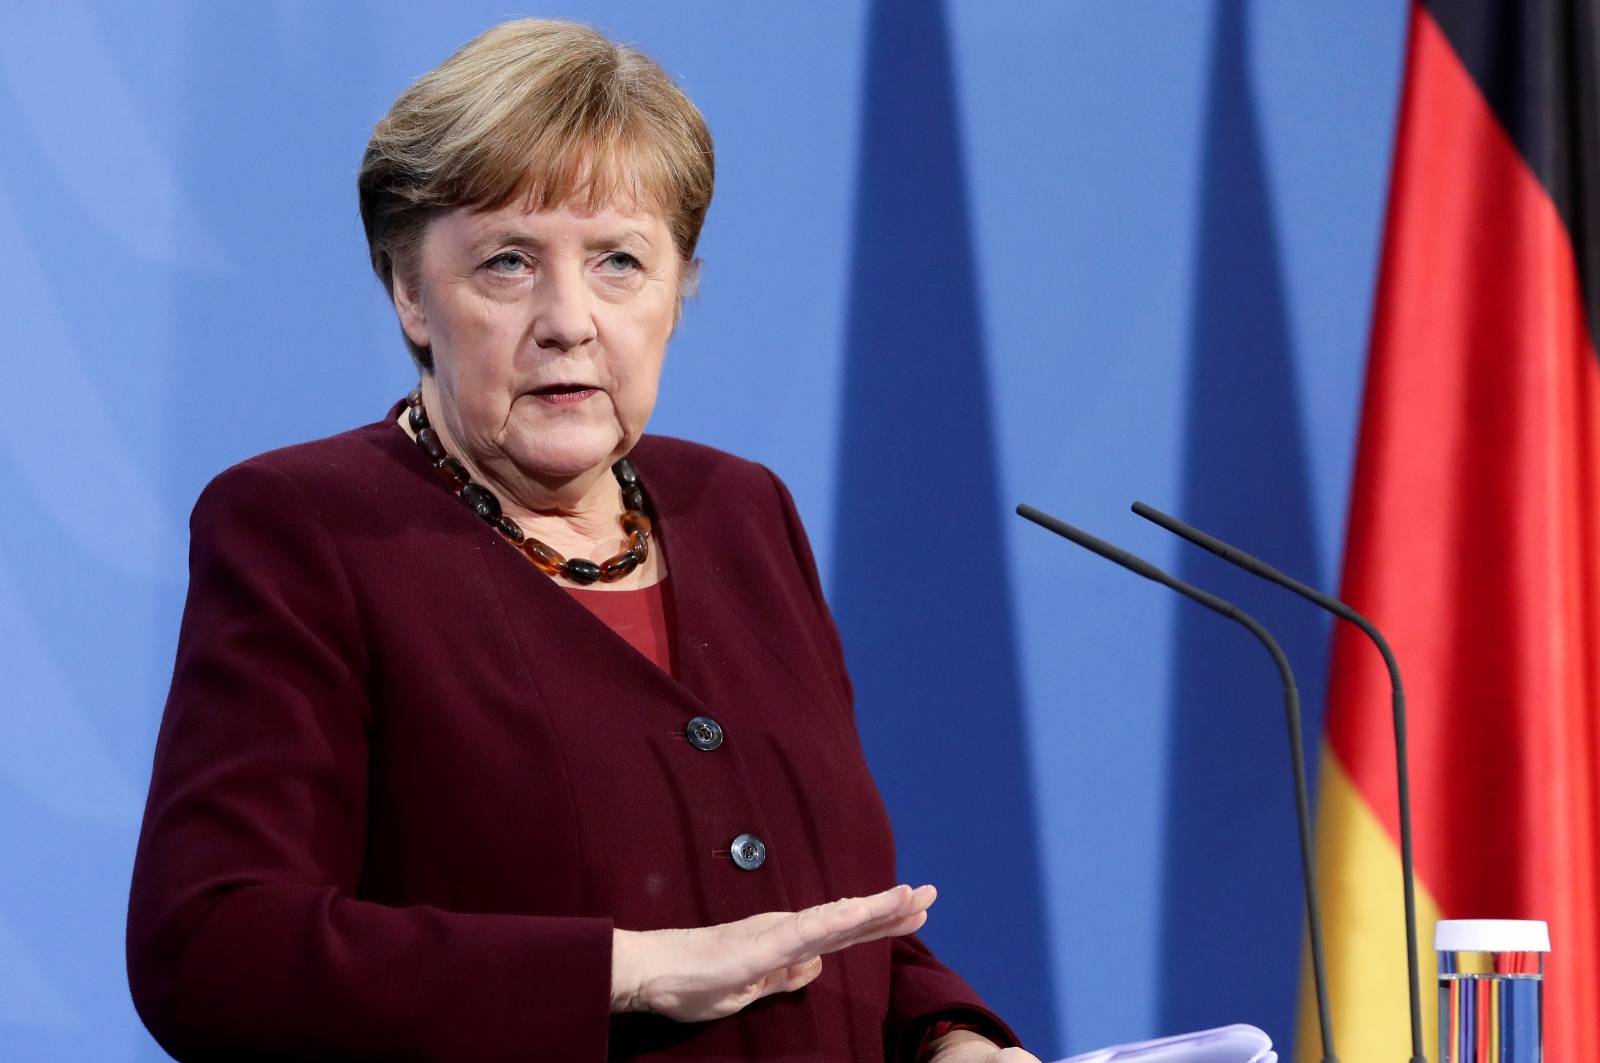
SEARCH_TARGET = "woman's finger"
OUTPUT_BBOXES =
[782,884,934,952]
[781,955,824,991]
[796,884,934,950]
[636,887,934,1021]
[804,898,931,955]
[796,907,929,961]
[723,883,936,986]
[793,885,910,931]
[750,954,824,1001]
[863,908,929,941]
[735,886,930,976]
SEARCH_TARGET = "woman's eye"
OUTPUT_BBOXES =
[485,252,529,273]
[602,252,641,273]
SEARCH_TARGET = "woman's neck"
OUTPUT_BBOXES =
[395,401,666,589]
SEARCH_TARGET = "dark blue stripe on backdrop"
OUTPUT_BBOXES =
[1157,0,1331,1054]
[829,0,1058,1053]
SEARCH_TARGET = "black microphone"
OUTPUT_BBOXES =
[1131,500,1425,1063]
[1015,503,1338,1063]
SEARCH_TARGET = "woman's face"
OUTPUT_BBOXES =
[395,197,681,489]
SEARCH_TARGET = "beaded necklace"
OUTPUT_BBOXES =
[404,390,651,585]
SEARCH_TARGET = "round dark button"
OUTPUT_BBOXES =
[730,833,766,871]
[686,715,724,751]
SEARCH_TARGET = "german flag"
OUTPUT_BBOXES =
[1299,2,1600,1060]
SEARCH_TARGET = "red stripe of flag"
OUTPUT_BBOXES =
[1316,1,1600,1059]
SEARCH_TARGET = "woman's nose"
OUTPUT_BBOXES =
[531,266,597,351]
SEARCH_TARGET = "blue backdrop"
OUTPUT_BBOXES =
[0,3,1408,1059]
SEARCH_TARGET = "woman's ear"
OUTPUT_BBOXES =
[392,266,431,350]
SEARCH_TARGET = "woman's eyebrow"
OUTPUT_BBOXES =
[474,228,545,250]
[469,228,654,251]
[584,228,654,250]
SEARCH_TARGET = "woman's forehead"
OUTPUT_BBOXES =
[435,199,671,248]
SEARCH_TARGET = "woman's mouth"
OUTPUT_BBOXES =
[531,384,598,407]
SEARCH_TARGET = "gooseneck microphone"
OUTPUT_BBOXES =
[1131,500,1426,1063]
[1015,503,1338,1063]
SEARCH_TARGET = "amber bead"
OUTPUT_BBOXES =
[622,485,645,514]
[408,402,428,433]
[521,538,564,574]
[459,483,501,522]
[563,558,602,584]
[613,458,639,487]
[600,551,640,581]
[438,457,469,490]
[416,427,446,462]
[493,515,525,543]
[620,511,652,537]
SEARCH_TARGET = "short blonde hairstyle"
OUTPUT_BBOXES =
[358,18,716,368]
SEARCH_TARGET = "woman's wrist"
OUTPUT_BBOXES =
[610,928,650,1013]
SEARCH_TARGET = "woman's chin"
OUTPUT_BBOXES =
[500,404,628,480]
[510,438,622,482]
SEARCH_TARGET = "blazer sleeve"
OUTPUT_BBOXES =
[126,461,613,1062]
[759,467,1022,1057]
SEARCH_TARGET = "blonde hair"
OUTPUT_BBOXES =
[358,19,715,368]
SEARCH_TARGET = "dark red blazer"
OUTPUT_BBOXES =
[126,407,1016,1061]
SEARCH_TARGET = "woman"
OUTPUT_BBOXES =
[126,19,1042,1063]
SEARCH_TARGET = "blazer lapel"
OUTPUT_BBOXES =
[633,445,839,718]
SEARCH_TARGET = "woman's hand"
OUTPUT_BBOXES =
[925,1030,1044,1063]
[611,883,936,1021]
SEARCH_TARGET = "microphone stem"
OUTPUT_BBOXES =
[1014,504,1339,1063]
[1233,612,1337,1063]
[1351,616,1426,1063]
[1130,500,1425,1063]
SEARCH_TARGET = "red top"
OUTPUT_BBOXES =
[564,579,675,676]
